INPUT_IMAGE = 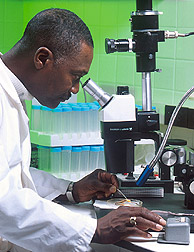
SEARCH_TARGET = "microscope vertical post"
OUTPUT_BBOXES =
[142,72,152,111]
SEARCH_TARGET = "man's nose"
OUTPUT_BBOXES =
[71,82,79,94]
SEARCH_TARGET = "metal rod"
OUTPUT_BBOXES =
[142,72,152,111]
[149,85,194,169]
[117,189,128,200]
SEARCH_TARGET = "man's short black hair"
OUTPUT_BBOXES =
[19,8,93,61]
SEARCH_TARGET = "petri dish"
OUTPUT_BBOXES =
[107,198,143,207]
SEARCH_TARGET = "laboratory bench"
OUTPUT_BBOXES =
[63,193,194,252]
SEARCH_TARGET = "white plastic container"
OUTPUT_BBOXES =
[71,146,82,180]
[80,145,90,176]
[41,106,52,133]
[71,105,82,136]
[61,146,72,179]
[80,105,90,134]
[52,106,63,134]
[61,105,72,134]
[98,145,105,169]
[37,145,50,172]
[88,104,100,133]
[50,147,61,176]
[89,145,101,172]
[31,105,41,131]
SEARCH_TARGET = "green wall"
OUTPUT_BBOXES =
[1,0,194,124]
[21,0,137,104]
[0,0,23,53]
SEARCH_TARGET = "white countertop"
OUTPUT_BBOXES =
[126,232,194,252]
[63,199,194,252]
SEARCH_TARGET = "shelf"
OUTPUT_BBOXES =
[30,130,103,147]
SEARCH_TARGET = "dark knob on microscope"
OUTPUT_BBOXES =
[117,86,129,95]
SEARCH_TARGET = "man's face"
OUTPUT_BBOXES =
[33,42,93,108]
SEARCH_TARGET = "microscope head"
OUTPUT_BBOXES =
[82,78,136,123]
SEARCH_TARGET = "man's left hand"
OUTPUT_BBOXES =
[73,169,119,203]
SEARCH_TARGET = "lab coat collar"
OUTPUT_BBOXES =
[0,54,29,123]
[0,53,33,101]
[0,55,36,192]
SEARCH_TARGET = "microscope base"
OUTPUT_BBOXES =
[119,178,174,194]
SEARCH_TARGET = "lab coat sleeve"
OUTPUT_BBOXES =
[0,140,96,252]
[0,186,97,252]
[0,163,97,252]
[29,167,70,200]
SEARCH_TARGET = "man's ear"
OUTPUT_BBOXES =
[34,47,54,70]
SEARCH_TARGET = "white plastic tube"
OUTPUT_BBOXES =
[31,105,41,131]
[50,147,61,175]
[89,145,101,172]
[61,146,72,179]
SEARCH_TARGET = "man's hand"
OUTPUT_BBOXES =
[73,169,119,203]
[92,206,166,244]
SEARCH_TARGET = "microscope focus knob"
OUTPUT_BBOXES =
[161,149,177,167]
[189,180,194,195]
[186,179,194,209]
[117,86,129,95]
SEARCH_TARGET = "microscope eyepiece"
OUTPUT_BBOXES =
[82,78,113,108]
[105,38,132,54]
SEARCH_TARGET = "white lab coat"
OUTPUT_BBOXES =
[0,58,97,252]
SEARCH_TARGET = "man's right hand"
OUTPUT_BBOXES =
[92,206,166,244]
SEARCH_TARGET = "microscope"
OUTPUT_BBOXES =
[84,0,172,191]
[83,0,194,201]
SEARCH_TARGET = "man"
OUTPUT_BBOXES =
[0,8,166,252]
